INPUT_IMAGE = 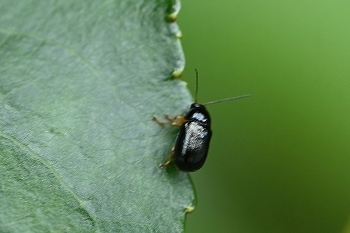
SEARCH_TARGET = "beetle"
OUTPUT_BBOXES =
[152,69,250,172]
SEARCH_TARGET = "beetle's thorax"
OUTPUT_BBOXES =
[184,103,211,125]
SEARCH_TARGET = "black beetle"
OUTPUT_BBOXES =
[153,69,250,172]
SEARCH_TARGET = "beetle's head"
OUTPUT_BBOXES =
[190,103,204,109]
[186,103,211,124]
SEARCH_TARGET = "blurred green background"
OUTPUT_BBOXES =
[177,1,350,233]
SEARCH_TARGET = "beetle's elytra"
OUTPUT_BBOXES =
[152,69,250,172]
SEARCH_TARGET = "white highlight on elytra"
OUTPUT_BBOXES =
[182,122,208,154]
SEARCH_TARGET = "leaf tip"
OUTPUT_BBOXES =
[185,205,195,214]
[172,68,184,79]
[175,31,183,39]
[167,11,179,22]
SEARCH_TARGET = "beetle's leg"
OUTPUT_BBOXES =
[165,115,187,127]
[165,115,186,121]
[159,147,175,168]
[152,116,171,125]
[153,115,187,127]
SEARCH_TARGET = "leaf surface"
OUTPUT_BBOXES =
[0,0,195,232]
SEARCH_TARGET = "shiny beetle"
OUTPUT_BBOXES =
[153,69,250,172]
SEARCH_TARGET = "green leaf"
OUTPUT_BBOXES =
[0,0,195,232]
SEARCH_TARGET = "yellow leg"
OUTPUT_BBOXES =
[165,115,187,126]
[159,147,175,168]
[152,115,187,127]
[152,116,171,125]
[164,115,176,121]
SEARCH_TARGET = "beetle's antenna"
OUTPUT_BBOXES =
[194,68,199,103]
[203,94,251,106]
